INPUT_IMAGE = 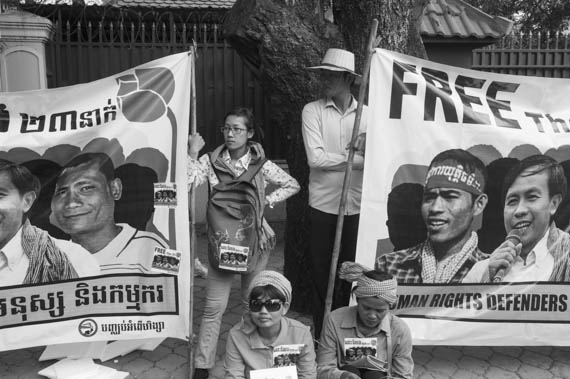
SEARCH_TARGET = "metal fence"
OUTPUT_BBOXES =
[45,19,284,158]
[473,31,570,78]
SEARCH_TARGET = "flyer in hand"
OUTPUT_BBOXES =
[272,344,304,367]
[249,365,298,379]
[349,355,388,371]
[343,338,387,371]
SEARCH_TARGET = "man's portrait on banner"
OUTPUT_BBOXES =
[49,152,170,274]
[376,149,570,284]
[0,159,99,286]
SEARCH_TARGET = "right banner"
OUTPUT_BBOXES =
[357,48,570,345]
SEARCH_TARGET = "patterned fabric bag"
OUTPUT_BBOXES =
[206,144,267,274]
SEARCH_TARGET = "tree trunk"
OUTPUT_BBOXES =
[336,0,428,66]
[224,0,427,313]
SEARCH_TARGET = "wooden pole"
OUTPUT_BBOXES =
[188,42,198,379]
[321,19,379,332]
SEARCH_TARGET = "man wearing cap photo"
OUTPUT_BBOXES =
[375,149,489,284]
[302,48,368,339]
[463,154,570,283]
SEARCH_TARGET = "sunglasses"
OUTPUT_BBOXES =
[249,299,283,312]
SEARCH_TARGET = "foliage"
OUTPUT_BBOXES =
[468,0,570,34]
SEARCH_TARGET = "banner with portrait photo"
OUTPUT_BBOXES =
[0,52,192,351]
[357,48,570,345]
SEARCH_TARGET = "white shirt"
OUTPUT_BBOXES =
[0,226,100,287]
[0,228,29,286]
[463,230,552,283]
[94,223,168,274]
[302,97,367,215]
[59,239,101,278]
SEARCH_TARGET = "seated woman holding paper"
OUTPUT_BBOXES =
[224,270,317,379]
[317,268,413,379]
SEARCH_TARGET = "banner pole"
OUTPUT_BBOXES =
[321,19,379,333]
[188,42,198,379]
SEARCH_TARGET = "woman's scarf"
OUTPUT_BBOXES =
[22,219,78,284]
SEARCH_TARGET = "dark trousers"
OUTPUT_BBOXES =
[309,207,359,340]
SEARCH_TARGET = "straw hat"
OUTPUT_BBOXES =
[307,48,360,76]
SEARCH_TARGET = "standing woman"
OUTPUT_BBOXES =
[188,108,301,379]
[225,270,317,379]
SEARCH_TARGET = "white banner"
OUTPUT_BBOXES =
[358,48,570,345]
[0,52,192,351]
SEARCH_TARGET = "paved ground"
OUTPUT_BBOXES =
[1,222,570,379]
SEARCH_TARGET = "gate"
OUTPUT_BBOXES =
[473,31,570,78]
[45,18,284,158]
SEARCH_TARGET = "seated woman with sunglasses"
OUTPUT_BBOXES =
[225,270,316,379]
[317,267,413,379]
[188,108,301,379]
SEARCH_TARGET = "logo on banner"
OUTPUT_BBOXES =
[78,319,98,337]
[116,68,175,123]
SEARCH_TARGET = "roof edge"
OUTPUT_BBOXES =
[456,0,514,36]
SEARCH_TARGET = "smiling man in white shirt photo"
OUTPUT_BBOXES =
[464,154,570,283]
[0,159,98,286]
[50,152,169,275]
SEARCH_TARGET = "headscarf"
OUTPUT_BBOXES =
[248,270,292,304]
[339,261,398,306]
[425,160,484,196]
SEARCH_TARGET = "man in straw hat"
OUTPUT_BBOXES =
[317,269,413,379]
[302,48,368,339]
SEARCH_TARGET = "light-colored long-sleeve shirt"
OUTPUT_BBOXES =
[317,306,413,379]
[302,97,367,215]
[225,315,317,379]
[187,149,300,208]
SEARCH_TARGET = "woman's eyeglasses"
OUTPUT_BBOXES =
[249,299,283,312]
[220,126,248,135]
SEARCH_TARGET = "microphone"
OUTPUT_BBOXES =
[492,230,523,283]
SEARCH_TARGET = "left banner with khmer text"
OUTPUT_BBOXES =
[0,52,192,351]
